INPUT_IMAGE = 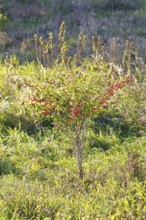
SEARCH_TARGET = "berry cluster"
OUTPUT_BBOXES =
[91,75,134,113]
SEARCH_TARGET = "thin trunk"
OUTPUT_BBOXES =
[76,118,86,180]
[76,133,84,179]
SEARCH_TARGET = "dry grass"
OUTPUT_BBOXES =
[0,0,146,61]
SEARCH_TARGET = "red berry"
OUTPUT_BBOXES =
[71,107,81,117]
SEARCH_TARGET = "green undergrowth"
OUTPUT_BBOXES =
[0,127,145,219]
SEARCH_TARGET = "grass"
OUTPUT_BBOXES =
[0,0,146,60]
[0,126,145,219]
[0,1,146,219]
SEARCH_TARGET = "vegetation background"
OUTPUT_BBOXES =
[0,0,146,219]
[0,0,146,60]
